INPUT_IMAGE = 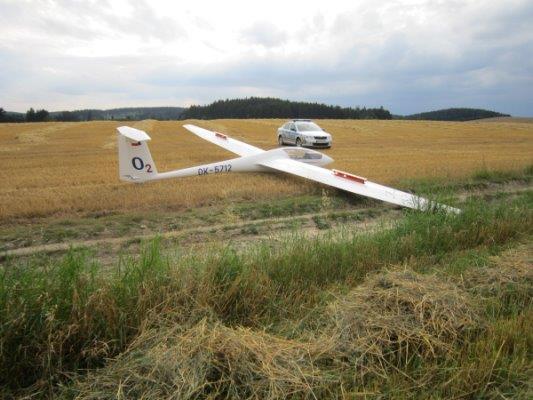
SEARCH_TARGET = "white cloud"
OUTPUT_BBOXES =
[241,21,287,48]
[0,0,532,115]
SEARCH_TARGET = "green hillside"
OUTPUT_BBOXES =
[404,107,510,121]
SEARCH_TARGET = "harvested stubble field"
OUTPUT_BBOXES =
[1,119,532,221]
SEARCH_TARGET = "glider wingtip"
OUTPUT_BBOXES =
[182,124,199,132]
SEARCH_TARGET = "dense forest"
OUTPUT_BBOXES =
[180,97,392,119]
[0,102,512,123]
[403,108,510,121]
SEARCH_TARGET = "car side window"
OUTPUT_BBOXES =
[289,123,296,131]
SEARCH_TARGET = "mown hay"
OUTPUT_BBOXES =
[328,270,479,374]
[69,269,481,398]
[462,243,533,309]
[72,319,335,400]
[465,243,532,290]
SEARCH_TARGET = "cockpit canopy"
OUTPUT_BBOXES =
[282,148,333,166]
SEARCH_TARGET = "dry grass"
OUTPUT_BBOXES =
[1,119,532,220]
[69,269,480,399]
[462,242,533,310]
[328,270,479,372]
[465,243,533,290]
[72,320,334,400]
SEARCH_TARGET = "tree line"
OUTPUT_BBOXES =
[0,107,185,123]
[181,97,392,119]
[1,102,510,123]
[0,108,50,122]
[0,99,392,123]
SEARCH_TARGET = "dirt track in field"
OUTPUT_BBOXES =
[2,180,529,261]
[0,207,390,260]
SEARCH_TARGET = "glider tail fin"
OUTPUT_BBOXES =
[117,126,158,182]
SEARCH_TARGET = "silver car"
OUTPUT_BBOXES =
[277,119,332,148]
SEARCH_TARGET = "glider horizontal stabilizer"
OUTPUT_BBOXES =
[117,126,151,142]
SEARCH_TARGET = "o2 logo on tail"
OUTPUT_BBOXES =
[132,157,152,173]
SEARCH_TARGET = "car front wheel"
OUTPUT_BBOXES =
[278,135,284,146]
[295,137,302,147]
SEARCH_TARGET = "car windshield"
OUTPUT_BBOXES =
[296,122,322,132]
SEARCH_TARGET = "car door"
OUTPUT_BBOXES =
[282,123,290,142]
[288,122,297,143]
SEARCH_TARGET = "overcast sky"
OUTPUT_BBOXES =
[1,0,532,115]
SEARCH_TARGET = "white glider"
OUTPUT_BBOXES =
[117,124,459,213]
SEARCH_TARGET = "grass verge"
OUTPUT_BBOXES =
[0,192,531,398]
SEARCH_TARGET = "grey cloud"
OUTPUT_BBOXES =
[0,0,185,46]
[39,17,105,41]
[111,1,186,41]
[0,1,532,116]
[470,1,533,42]
[141,20,533,116]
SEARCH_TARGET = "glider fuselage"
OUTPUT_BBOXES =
[153,147,333,181]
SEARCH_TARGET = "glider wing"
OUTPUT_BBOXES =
[259,158,460,213]
[183,124,264,157]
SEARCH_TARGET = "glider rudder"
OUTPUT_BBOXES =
[117,126,158,182]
